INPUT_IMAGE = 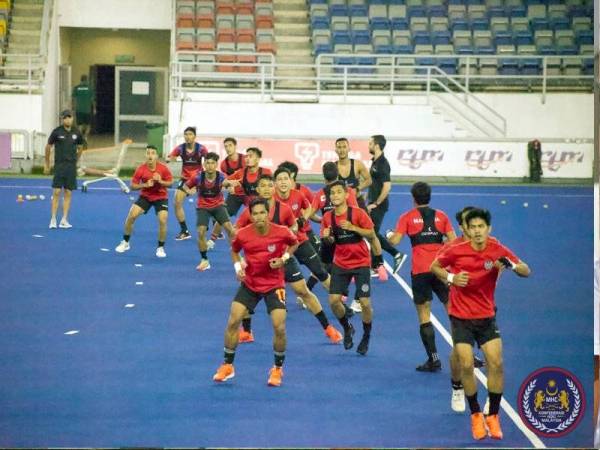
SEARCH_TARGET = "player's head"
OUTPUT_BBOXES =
[274,167,292,194]
[335,137,350,159]
[257,174,274,199]
[369,134,386,155]
[249,197,270,228]
[245,147,262,167]
[224,137,237,155]
[80,74,88,83]
[465,208,492,245]
[184,126,196,144]
[278,161,299,181]
[145,145,159,163]
[455,206,476,237]
[322,161,339,183]
[329,180,348,206]
[410,182,431,206]
[204,152,219,173]
[60,109,73,127]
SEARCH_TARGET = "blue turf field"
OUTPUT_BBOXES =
[0,178,593,447]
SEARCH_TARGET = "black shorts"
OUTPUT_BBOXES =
[411,272,449,305]
[320,240,335,265]
[135,197,169,215]
[225,194,245,217]
[306,228,321,254]
[52,162,77,191]
[330,264,371,300]
[76,112,90,126]
[295,241,329,282]
[233,283,287,314]
[177,179,190,194]
[196,205,230,227]
[284,257,304,283]
[450,316,501,347]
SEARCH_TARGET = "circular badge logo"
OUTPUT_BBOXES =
[518,367,585,437]
[484,260,494,270]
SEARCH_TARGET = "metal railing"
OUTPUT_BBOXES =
[0,53,45,93]
[0,129,32,159]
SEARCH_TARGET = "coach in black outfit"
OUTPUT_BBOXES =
[367,135,406,274]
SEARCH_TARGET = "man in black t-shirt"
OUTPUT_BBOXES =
[367,135,406,274]
[44,110,84,229]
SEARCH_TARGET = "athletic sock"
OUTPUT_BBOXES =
[306,274,319,291]
[314,310,329,329]
[274,351,285,367]
[488,391,503,415]
[452,379,463,390]
[200,251,207,259]
[210,232,219,240]
[362,321,372,337]
[179,221,188,233]
[419,322,438,361]
[241,318,252,332]
[224,347,235,364]
[158,241,165,248]
[123,234,130,242]
[466,392,481,414]
[338,315,351,331]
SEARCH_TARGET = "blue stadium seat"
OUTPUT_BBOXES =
[350,5,368,17]
[575,29,593,46]
[333,31,353,45]
[330,4,349,16]
[353,30,372,44]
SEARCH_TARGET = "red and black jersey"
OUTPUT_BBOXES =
[321,206,373,269]
[236,200,295,229]
[227,166,272,202]
[274,189,310,244]
[186,171,225,209]
[132,162,173,202]
[311,184,359,216]
[169,142,209,180]
[220,153,245,176]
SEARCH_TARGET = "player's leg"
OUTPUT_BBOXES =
[156,204,168,257]
[59,164,77,227]
[213,299,251,382]
[266,289,287,386]
[329,264,355,349]
[50,187,62,228]
[296,241,331,289]
[115,202,145,252]
[195,208,211,270]
[354,266,372,355]
[480,330,504,439]
[214,206,235,241]
[414,274,441,371]
[174,184,191,240]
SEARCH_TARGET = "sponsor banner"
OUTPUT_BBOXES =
[190,137,592,178]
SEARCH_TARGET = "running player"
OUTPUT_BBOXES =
[212,198,299,387]
[387,182,456,372]
[115,145,173,257]
[335,137,371,209]
[321,180,380,355]
[431,208,530,440]
[182,152,235,271]
[237,174,343,344]
[168,126,208,241]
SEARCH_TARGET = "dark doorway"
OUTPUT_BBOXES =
[90,64,115,134]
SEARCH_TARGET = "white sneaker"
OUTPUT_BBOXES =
[206,239,215,250]
[196,259,210,271]
[115,240,130,253]
[59,219,72,229]
[350,299,362,313]
[483,397,490,415]
[296,296,307,309]
[156,246,167,258]
[451,388,466,413]
[49,217,57,229]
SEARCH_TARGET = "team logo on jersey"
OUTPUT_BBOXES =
[72,134,78,140]
[267,244,276,253]
[484,260,494,270]
[518,367,585,437]
[291,204,298,210]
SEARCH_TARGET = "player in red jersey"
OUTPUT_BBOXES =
[387,182,457,372]
[115,145,173,257]
[236,174,342,345]
[168,127,208,241]
[431,208,530,441]
[321,180,382,356]
[213,198,299,387]
[182,152,235,271]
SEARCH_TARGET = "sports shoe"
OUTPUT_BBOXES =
[483,398,490,416]
[471,412,487,440]
[356,334,370,355]
[324,324,342,344]
[267,366,283,387]
[474,355,485,368]
[59,219,72,229]
[196,259,210,271]
[213,363,235,382]
[416,358,442,372]
[156,247,167,258]
[49,217,57,229]
[77,167,86,177]
[393,252,407,274]
[115,240,130,253]
[377,264,388,281]
[206,239,215,250]
[343,323,355,350]
[350,299,362,313]
[451,388,466,413]
[296,296,307,309]
[175,230,191,241]
[238,328,254,343]
[370,269,379,278]
[485,414,503,440]
[344,303,355,318]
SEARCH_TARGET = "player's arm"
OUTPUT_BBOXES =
[368,181,391,211]
[339,219,375,239]
[44,143,53,174]
[269,241,300,269]
[356,160,372,191]
[387,230,404,246]
[495,256,531,277]
[76,144,83,161]
[182,177,196,195]
[431,258,469,287]
[130,179,151,190]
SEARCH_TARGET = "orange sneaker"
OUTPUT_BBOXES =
[238,328,254,343]
[213,363,235,382]
[471,412,487,440]
[324,324,342,344]
[377,265,388,281]
[485,414,503,440]
[267,366,283,387]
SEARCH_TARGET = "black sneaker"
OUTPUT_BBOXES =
[356,335,370,356]
[175,230,191,241]
[343,303,355,319]
[393,252,407,274]
[416,358,442,372]
[474,356,486,368]
[343,323,355,350]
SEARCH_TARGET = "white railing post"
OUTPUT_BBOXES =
[542,56,547,105]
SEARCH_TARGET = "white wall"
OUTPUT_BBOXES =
[0,95,43,131]
[57,0,171,30]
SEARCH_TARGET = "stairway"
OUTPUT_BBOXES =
[273,0,315,90]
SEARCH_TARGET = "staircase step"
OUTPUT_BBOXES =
[275,47,311,56]
[11,29,41,37]
[277,55,314,64]
[13,4,44,15]
[276,41,311,51]
[276,35,310,44]
[274,2,306,12]
[274,23,310,36]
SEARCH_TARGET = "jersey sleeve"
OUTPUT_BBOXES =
[231,234,243,253]
[355,208,374,229]
[284,227,299,247]
[395,212,408,234]
[380,159,391,183]
[320,211,332,236]
[280,204,297,227]
[161,164,173,182]
[299,191,310,209]
[347,189,359,207]
[435,245,455,268]
[76,131,84,146]
[236,208,250,228]
[200,144,209,157]
[499,243,520,263]
[132,166,143,185]
[439,212,455,235]
[47,128,58,145]
[169,146,181,158]
[311,190,324,212]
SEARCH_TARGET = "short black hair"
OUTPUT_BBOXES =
[455,206,476,225]
[322,161,339,182]
[258,173,274,184]
[81,74,88,82]
[371,134,386,150]
[410,182,431,205]
[328,180,346,191]
[335,137,349,146]
[273,167,291,180]
[249,197,269,213]
[465,208,492,227]
[184,126,196,135]
[246,147,262,158]
[146,145,158,151]
[278,161,298,179]
[205,152,219,162]
[224,137,237,145]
